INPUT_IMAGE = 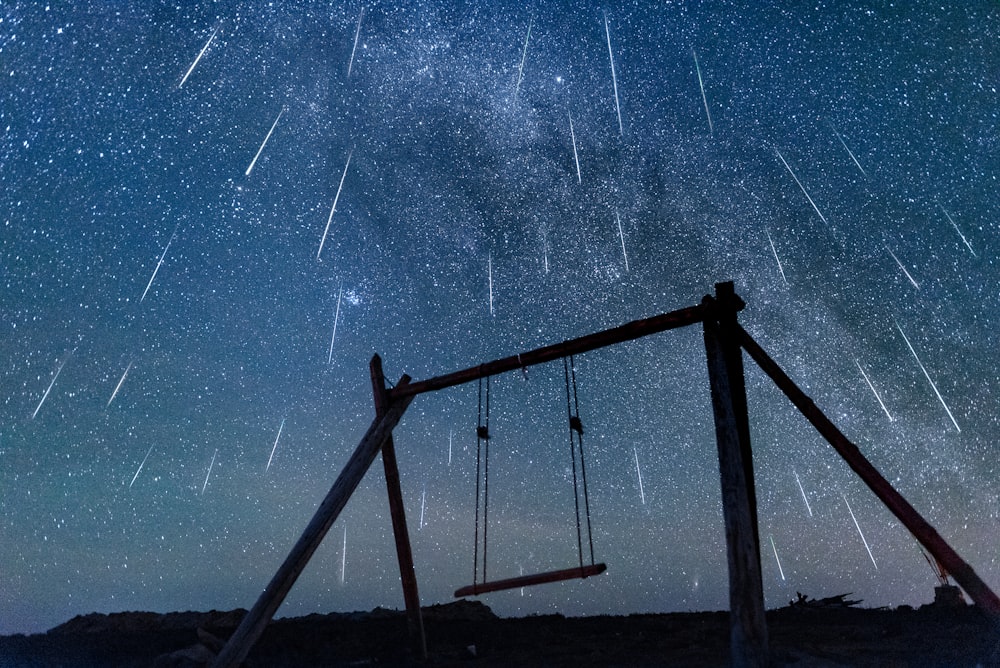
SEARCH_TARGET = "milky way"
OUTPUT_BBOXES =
[1,2,998,635]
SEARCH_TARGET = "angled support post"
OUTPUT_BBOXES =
[371,354,427,660]
[210,366,414,668]
[702,281,769,668]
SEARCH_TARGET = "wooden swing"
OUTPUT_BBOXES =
[454,357,606,598]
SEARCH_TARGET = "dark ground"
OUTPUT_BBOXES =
[1,600,997,667]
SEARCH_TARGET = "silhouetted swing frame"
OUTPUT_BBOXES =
[211,282,1000,668]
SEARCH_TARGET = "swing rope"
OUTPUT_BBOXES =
[472,372,491,589]
[564,355,595,568]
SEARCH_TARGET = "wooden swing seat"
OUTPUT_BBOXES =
[454,563,606,598]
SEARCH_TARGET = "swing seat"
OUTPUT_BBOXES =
[454,563,606,598]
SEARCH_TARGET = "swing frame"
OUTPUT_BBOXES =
[211,283,1000,668]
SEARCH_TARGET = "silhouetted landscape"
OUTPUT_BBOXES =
[1,597,997,667]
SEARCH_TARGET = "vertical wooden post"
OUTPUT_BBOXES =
[702,281,769,668]
[370,354,427,660]
[210,369,414,668]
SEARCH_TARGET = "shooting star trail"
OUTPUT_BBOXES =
[774,147,830,229]
[245,107,285,177]
[615,210,629,271]
[693,49,713,133]
[603,12,623,136]
[202,449,218,494]
[140,226,178,303]
[266,417,285,473]
[129,445,153,490]
[328,283,343,364]
[885,245,920,289]
[939,205,976,257]
[842,493,877,569]
[793,469,813,517]
[512,17,532,102]
[765,229,789,286]
[769,535,786,581]
[633,447,645,505]
[487,252,494,317]
[829,123,867,177]
[855,360,893,421]
[346,6,364,78]
[448,429,453,467]
[179,25,219,88]
[106,360,133,408]
[340,524,348,584]
[894,320,960,432]
[32,351,72,420]
[569,112,582,183]
[419,484,426,530]
[317,149,353,260]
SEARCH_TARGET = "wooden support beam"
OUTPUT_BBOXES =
[370,355,427,660]
[388,305,705,400]
[702,282,769,668]
[210,371,415,668]
[737,324,1000,625]
[454,563,607,598]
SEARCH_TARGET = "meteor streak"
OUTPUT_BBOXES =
[603,13,623,136]
[885,245,919,289]
[894,320,960,432]
[793,469,813,517]
[633,447,645,505]
[765,229,788,286]
[939,205,976,257]
[774,147,830,229]
[346,7,364,78]
[615,210,629,271]
[829,123,867,177]
[340,524,348,584]
[317,149,353,260]
[842,493,877,569]
[245,107,285,177]
[693,49,713,133]
[419,484,426,530]
[266,417,285,473]
[487,253,494,317]
[106,360,133,408]
[179,25,219,88]
[569,113,581,183]
[129,445,153,490]
[202,449,218,494]
[512,17,532,102]
[855,360,893,421]
[328,283,343,364]
[32,351,72,420]
[769,535,786,581]
[140,226,178,303]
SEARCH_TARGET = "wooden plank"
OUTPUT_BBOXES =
[702,283,769,668]
[737,324,1000,624]
[370,355,426,660]
[210,371,415,668]
[388,305,705,400]
[454,563,607,597]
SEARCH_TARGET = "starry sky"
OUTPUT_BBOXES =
[2,1,998,636]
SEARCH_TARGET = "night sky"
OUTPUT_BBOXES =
[2,1,998,636]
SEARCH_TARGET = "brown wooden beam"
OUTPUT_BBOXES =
[454,563,607,597]
[370,355,427,660]
[388,305,705,400]
[210,371,415,668]
[702,283,769,668]
[736,324,1000,625]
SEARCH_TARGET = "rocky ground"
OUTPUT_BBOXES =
[1,599,997,667]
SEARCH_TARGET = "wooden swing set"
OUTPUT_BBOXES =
[210,282,1000,668]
